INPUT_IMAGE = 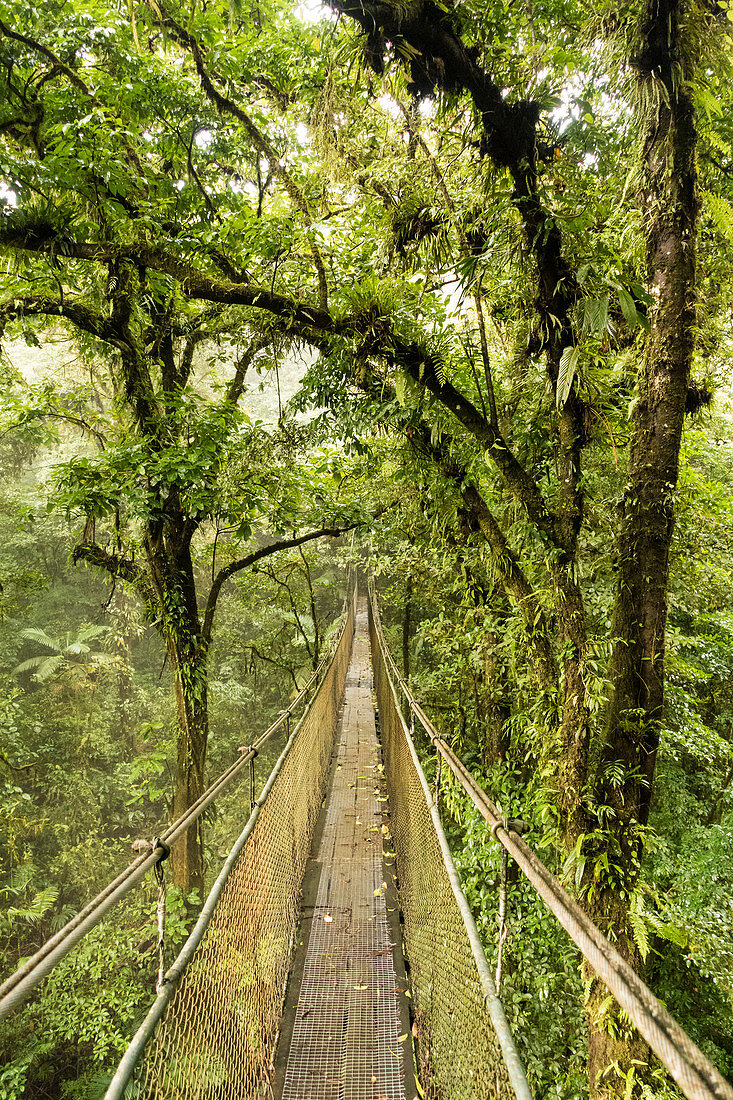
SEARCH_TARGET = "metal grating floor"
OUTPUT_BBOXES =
[280,607,409,1100]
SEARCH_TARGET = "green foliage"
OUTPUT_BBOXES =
[0,0,732,1094]
[13,625,111,681]
[0,885,193,1100]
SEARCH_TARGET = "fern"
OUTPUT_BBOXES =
[628,890,650,963]
[706,128,733,159]
[1,870,58,932]
[702,188,733,242]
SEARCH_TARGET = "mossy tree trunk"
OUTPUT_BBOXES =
[587,2,699,1093]
[146,517,209,897]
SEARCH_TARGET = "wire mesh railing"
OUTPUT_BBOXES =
[106,583,357,1100]
[0,584,355,1023]
[368,586,532,1100]
[368,582,733,1100]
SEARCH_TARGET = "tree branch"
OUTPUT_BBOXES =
[153,7,329,310]
[0,21,94,99]
[0,228,336,332]
[226,332,272,405]
[399,111,499,429]
[0,295,130,351]
[72,542,156,607]
[245,643,300,692]
[0,250,560,552]
[409,422,559,687]
[0,22,146,176]
[388,341,563,550]
[331,0,585,551]
[202,522,361,642]
[257,563,314,661]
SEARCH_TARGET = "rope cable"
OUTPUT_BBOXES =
[0,581,355,1022]
[151,837,170,994]
[496,840,508,990]
[105,582,358,1100]
[369,582,733,1100]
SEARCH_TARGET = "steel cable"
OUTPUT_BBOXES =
[106,585,358,1100]
[0,583,355,1022]
[368,582,733,1100]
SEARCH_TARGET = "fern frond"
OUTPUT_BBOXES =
[19,627,61,651]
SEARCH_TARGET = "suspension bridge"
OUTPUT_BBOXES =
[1,581,731,1100]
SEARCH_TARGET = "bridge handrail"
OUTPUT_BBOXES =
[105,581,359,1100]
[368,581,733,1100]
[0,576,356,1023]
[368,586,531,1099]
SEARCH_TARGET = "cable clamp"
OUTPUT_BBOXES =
[491,817,530,841]
[153,837,171,862]
[151,837,171,886]
[132,836,171,864]
[238,745,258,758]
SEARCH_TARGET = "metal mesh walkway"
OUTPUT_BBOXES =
[280,604,410,1100]
[104,585,529,1100]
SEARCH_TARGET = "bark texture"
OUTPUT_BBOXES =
[146,521,209,897]
[589,2,699,1094]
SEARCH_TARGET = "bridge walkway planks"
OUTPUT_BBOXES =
[274,602,415,1100]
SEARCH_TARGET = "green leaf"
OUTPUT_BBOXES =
[616,285,640,328]
[556,345,580,408]
[581,295,609,335]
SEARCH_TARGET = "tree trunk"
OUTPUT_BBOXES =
[585,898,651,1100]
[554,567,592,850]
[147,522,209,897]
[588,3,698,1093]
[169,634,208,899]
